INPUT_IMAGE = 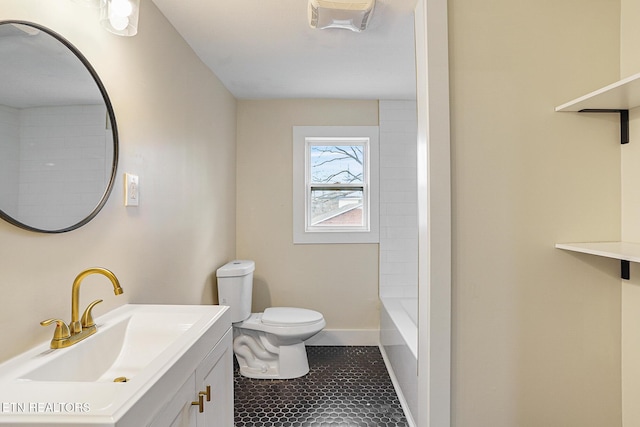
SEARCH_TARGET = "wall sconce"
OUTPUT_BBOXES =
[100,0,139,36]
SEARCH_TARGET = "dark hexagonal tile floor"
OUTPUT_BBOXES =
[233,346,409,427]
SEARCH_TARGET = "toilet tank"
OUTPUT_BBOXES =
[216,260,255,323]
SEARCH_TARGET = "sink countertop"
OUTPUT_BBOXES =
[0,304,230,426]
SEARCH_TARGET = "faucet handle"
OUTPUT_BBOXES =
[81,299,103,328]
[40,318,71,341]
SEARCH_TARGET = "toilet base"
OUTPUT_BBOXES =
[233,329,310,379]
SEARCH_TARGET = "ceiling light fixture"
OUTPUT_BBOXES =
[308,0,375,32]
[100,0,139,36]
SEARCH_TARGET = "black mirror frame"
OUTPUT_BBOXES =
[0,20,119,233]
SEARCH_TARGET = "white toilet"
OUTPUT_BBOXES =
[216,260,326,379]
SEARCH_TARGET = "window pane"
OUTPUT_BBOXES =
[310,145,364,184]
[310,189,363,226]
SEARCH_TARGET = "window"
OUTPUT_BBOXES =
[307,140,367,230]
[293,126,379,244]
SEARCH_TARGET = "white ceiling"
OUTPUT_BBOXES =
[151,0,417,100]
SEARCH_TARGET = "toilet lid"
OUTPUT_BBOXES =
[262,307,324,326]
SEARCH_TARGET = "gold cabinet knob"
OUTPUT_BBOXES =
[191,386,211,413]
[191,394,204,413]
[200,385,211,402]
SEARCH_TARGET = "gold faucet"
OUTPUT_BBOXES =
[41,267,123,349]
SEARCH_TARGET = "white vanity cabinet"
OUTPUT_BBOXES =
[195,329,234,426]
[151,329,234,427]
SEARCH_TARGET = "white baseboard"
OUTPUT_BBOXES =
[305,329,379,346]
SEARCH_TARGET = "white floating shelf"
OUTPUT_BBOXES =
[555,241,640,262]
[556,72,640,112]
[555,241,640,279]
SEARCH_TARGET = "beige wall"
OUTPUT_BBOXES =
[620,0,640,79]
[0,1,237,363]
[235,100,380,334]
[622,110,640,425]
[620,0,640,425]
[449,0,622,425]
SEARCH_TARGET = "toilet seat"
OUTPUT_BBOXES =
[262,307,324,327]
[235,308,326,337]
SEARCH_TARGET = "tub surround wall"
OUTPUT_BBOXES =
[0,104,109,224]
[0,1,237,363]
[379,100,418,300]
[0,105,19,215]
[378,100,418,424]
[235,99,380,345]
[12,105,110,229]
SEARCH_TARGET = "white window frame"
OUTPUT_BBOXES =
[293,126,379,244]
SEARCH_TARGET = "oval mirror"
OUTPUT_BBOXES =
[0,21,118,233]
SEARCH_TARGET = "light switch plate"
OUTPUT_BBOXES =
[124,173,139,206]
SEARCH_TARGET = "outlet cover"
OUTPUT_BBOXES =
[124,173,139,207]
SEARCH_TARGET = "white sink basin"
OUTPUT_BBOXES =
[0,304,230,426]
[21,310,201,383]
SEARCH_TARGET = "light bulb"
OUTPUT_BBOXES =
[111,0,133,17]
[109,14,130,31]
[100,0,139,36]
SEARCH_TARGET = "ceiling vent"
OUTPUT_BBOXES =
[308,0,375,32]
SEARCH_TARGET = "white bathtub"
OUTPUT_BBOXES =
[380,297,418,426]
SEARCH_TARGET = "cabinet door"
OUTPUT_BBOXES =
[149,373,197,427]
[195,330,234,427]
